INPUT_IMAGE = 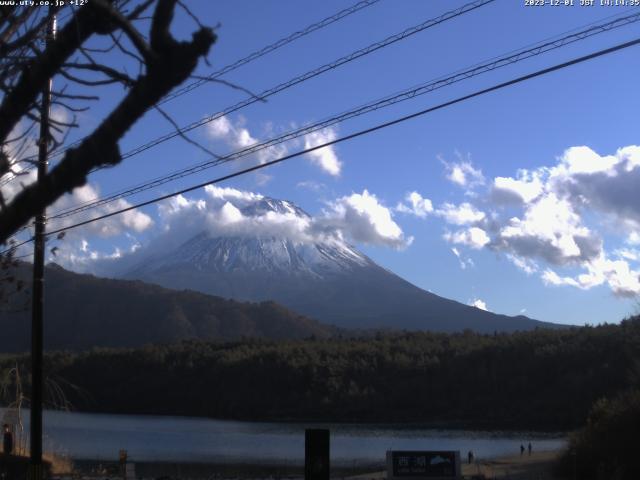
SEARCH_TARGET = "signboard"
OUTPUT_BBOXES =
[386,451,461,480]
[125,463,136,480]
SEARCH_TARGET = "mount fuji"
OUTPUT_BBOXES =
[114,196,558,333]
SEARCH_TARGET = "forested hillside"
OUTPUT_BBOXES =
[0,263,335,352]
[3,317,640,430]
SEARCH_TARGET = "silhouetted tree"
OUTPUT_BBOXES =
[0,0,216,244]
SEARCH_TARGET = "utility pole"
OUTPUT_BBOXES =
[30,8,55,480]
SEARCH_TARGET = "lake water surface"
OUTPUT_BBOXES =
[1,409,566,465]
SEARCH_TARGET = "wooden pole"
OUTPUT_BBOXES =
[30,8,55,480]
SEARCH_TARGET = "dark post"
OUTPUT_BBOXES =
[119,449,128,479]
[305,429,330,480]
[30,9,55,480]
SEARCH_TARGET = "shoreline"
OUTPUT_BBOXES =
[461,450,564,479]
[34,407,573,434]
[63,448,565,479]
[0,407,572,435]
[0,405,572,438]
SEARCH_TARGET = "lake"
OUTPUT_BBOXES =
[1,409,566,466]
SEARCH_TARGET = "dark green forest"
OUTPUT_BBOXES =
[2,316,640,431]
[557,388,640,480]
[0,263,335,352]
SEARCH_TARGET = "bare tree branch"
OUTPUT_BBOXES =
[153,104,222,159]
[0,5,99,144]
[190,75,267,103]
[0,0,216,243]
[91,0,154,62]
[63,62,135,86]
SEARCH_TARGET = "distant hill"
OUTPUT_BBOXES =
[112,196,562,333]
[0,262,334,353]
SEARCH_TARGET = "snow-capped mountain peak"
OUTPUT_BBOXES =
[126,197,371,278]
[116,194,552,333]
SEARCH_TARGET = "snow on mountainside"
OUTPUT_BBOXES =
[129,234,371,278]
[126,197,371,278]
[118,196,562,333]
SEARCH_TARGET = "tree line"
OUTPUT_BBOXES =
[2,316,640,431]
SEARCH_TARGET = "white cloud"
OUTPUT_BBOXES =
[470,298,489,311]
[0,162,37,206]
[155,189,311,245]
[442,156,485,189]
[396,191,434,218]
[441,144,640,298]
[304,128,342,176]
[296,180,326,192]
[496,193,601,265]
[557,145,619,175]
[50,105,71,129]
[380,145,640,298]
[615,248,640,262]
[204,185,263,204]
[598,258,640,297]
[321,190,412,249]
[41,184,153,271]
[541,255,640,297]
[208,115,233,138]
[444,227,490,249]
[437,202,486,226]
[146,197,312,261]
[218,202,243,224]
[120,187,414,263]
[208,115,345,176]
[208,115,288,165]
[506,254,538,275]
[548,146,640,231]
[48,184,153,238]
[0,120,44,206]
[492,170,544,204]
[627,232,640,245]
[541,269,581,288]
[48,235,141,273]
[209,115,255,148]
[451,247,474,270]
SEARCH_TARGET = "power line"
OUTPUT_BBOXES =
[47,10,640,221]
[121,0,496,160]
[11,251,34,260]
[0,236,35,257]
[40,0,496,166]
[160,0,382,105]
[0,0,382,187]
[41,35,640,239]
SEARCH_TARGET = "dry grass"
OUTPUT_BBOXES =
[42,452,73,475]
[461,450,563,479]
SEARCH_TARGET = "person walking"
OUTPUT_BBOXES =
[2,424,13,455]
[528,442,532,456]
[520,444,525,456]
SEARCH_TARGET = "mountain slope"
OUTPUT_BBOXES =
[0,263,334,353]
[119,197,560,333]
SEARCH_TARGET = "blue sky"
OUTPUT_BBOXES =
[8,0,640,326]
